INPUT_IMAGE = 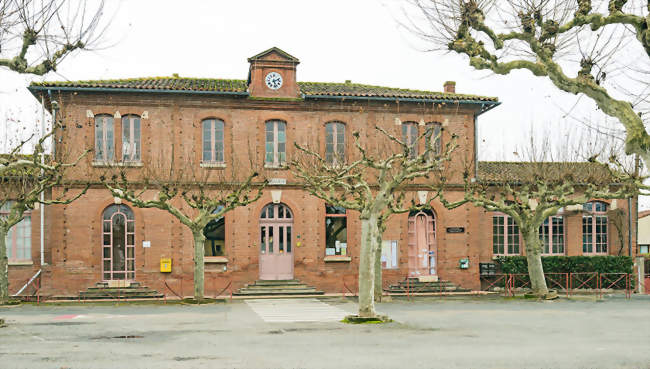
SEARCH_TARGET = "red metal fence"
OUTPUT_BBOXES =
[481,272,632,298]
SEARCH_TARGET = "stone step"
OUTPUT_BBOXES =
[78,282,161,300]
[77,294,164,300]
[244,284,311,290]
[233,289,325,296]
[249,280,302,286]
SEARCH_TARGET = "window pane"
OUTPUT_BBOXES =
[279,226,284,252]
[286,227,292,252]
[326,216,347,256]
[95,117,104,160]
[268,226,274,253]
[203,120,212,162]
[260,226,266,252]
[133,117,141,161]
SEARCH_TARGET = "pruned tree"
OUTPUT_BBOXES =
[101,148,267,301]
[0,127,88,304]
[406,0,650,166]
[292,125,461,320]
[0,0,109,75]
[462,136,638,298]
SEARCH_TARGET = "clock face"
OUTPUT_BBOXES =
[265,72,283,90]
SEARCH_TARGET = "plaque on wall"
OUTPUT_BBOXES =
[446,227,465,233]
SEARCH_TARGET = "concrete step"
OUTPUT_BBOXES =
[244,284,312,290]
[235,279,323,296]
[249,280,302,286]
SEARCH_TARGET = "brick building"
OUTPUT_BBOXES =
[6,47,636,297]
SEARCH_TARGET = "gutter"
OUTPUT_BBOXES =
[28,86,501,116]
[28,85,249,110]
[305,94,501,116]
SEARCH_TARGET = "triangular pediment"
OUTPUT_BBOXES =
[248,47,299,63]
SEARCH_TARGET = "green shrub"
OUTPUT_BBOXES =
[495,255,633,274]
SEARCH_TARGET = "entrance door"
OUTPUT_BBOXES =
[259,203,294,280]
[408,210,437,277]
[102,204,136,280]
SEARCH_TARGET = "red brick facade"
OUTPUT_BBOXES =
[8,48,635,297]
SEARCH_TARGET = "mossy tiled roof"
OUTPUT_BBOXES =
[30,77,498,102]
[478,161,614,183]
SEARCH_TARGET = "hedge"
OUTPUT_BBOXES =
[495,256,633,275]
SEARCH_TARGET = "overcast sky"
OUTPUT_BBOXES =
[1,0,646,208]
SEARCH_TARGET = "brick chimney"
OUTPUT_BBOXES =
[444,81,456,93]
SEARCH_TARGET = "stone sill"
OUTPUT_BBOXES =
[92,161,143,168]
[324,256,351,262]
[9,260,33,266]
[264,164,288,170]
[200,162,226,168]
[204,256,228,264]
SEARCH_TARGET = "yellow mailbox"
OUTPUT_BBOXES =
[160,257,172,273]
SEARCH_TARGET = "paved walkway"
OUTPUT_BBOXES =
[2,296,650,368]
[245,298,347,322]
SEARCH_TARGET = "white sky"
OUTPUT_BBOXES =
[0,0,646,208]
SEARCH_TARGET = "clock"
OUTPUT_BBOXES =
[265,72,283,90]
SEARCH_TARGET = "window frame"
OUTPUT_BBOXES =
[381,240,399,269]
[325,204,348,256]
[401,122,419,158]
[582,201,608,255]
[425,122,442,157]
[1,202,32,262]
[539,215,565,255]
[264,120,287,167]
[325,121,346,166]
[121,114,141,163]
[492,213,521,256]
[94,114,115,162]
[201,118,225,165]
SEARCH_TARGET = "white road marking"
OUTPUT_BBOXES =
[246,298,347,323]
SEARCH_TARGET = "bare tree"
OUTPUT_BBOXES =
[101,148,267,301]
[292,126,461,320]
[0,127,88,304]
[462,135,638,297]
[0,0,109,75]
[406,0,650,165]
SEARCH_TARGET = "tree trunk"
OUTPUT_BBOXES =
[374,243,383,302]
[0,228,8,304]
[358,216,380,318]
[192,231,206,300]
[522,227,549,297]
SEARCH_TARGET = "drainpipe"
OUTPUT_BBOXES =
[473,113,478,180]
[40,94,45,266]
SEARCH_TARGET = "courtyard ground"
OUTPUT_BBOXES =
[1,295,649,369]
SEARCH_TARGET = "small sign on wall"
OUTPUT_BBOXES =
[143,241,151,248]
[446,227,465,233]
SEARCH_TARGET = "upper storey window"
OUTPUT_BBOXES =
[94,115,115,162]
[122,115,141,162]
[425,122,442,156]
[265,120,286,167]
[401,122,418,158]
[202,119,225,164]
[325,122,345,165]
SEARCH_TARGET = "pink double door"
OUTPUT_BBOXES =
[259,203,294,280]
[408,211,437,277]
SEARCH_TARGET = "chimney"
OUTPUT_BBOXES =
[444,81,456,93]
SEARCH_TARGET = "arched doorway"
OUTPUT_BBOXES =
[407,210,437,277]
[101,204,135,280]
[259,203,294,280]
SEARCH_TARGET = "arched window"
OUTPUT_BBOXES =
[325,122,345,165]
[265,120,286,167]
[94,114,114,162]
[202,118,225,164]
[121,115,141,162]
[102,204,135,280]
[583,201,608,254]
[401,122,418,158]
